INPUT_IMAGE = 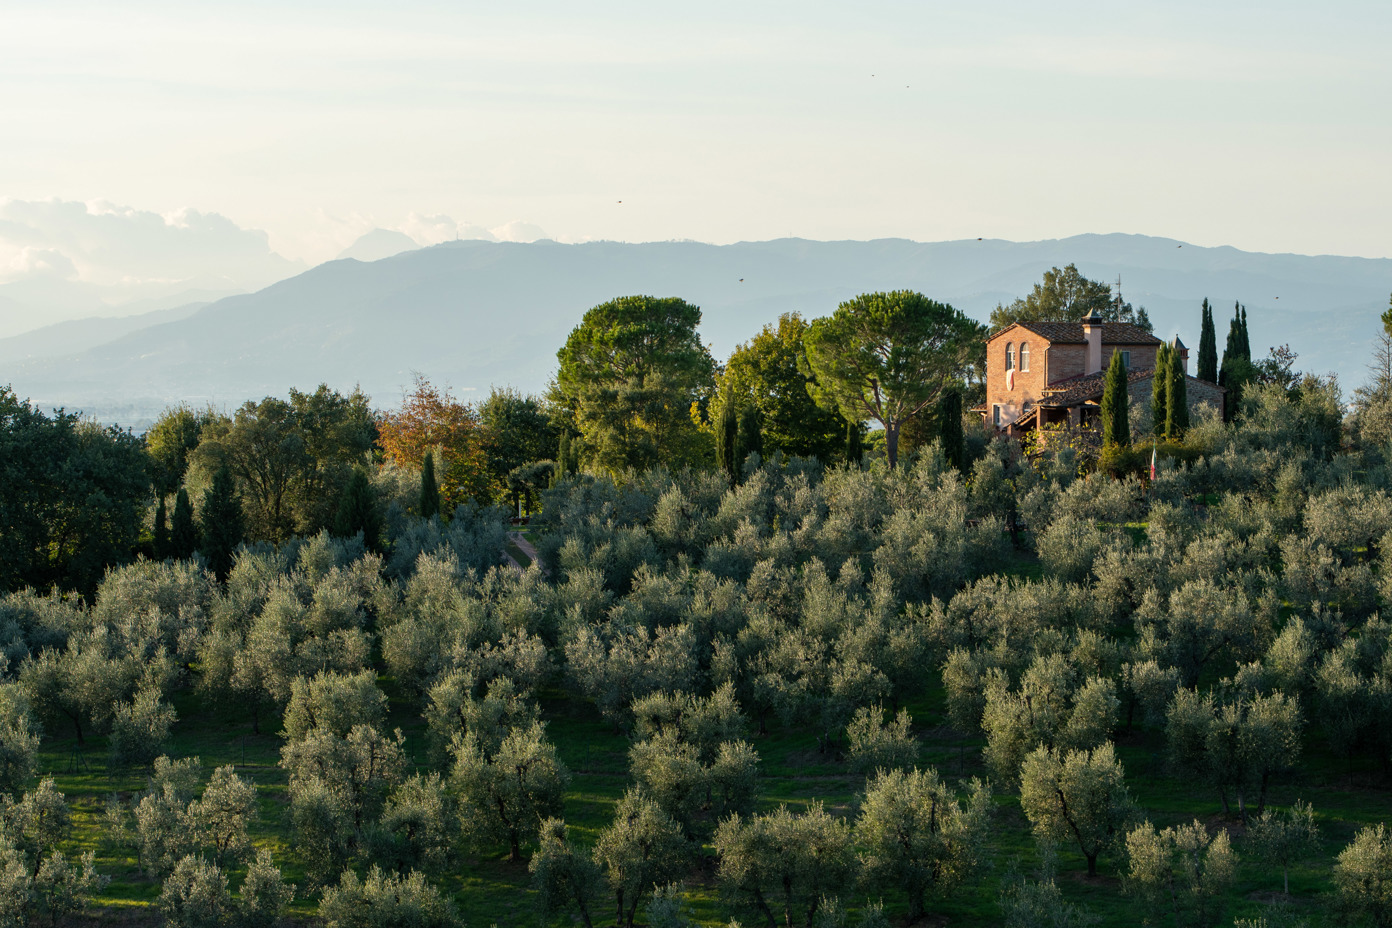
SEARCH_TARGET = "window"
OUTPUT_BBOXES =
[992,405,1002,427]
[1020,342,1030,372]
[1121,350,1131,369]
[1005,343,1014,371]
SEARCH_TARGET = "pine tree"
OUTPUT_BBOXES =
[715,401,739,483]
[333,469,380,550]
[1151,343,1171,437]
[200,465,244,584]
[1166,345,1189,438]
[938,389,965,471]
[153,496,169,560]
[419,452,440,520]
[1101,350,1130,448]
[736,404,763,467]
[1197,299,1218,381]
[170,487,198,560]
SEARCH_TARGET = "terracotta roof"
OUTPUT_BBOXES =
[993,321,1161,346]
[1007,402,1037,428]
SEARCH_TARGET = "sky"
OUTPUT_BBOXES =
[1,0,1390,298]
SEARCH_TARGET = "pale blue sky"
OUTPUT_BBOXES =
[2,0,1390,270]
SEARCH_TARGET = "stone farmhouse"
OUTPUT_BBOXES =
[979,311,1225,437]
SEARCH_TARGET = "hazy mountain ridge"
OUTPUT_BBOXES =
[7,234,1390,430]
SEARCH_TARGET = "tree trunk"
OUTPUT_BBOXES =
[886,423,900,470]
[752,889,777,928]
[615,889,625,928]
[909,887,925,921]
[1283,864,1290,896]
[509,831,521,862]
[1085,851,1098,878]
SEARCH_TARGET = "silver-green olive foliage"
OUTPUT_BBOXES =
[1019,743,1135,878]
[1124,819,1235,928]
[855,768,992,921]
[802,291,983,469]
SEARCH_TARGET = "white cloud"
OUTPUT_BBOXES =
[5,247,77,280]
[0,198,303,294]
[396,213,499,245]
[490,221,550,243]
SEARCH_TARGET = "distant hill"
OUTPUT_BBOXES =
[336,229,420,262]
[8,234,1390,430]
[0,301,209,365]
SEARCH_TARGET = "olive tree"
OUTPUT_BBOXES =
[855,768,992,921]
[1019,743,1135,877]
[594,790,690,928]
[714,801,856,928]
[1334,823,1392,927]
[450,720,567,862]
[530,818,604,928]
[1247,801,1320,896]
[1124,820,1235,928]
[320,866,461,928]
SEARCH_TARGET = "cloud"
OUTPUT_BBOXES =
[398,213,497,245]
[5,246,77,280]
[0,198,303,293]
[490,220,550,243]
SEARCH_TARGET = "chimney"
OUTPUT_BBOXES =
[1082,311,1103,375]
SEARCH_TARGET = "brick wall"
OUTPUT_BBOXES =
[984,333,1051,426]
[1049,345,1086,383]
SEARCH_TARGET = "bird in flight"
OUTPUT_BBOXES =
[739,278,744,282]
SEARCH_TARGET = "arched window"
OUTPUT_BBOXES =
[1020,342,1030,372]
[1005,343,1014,371]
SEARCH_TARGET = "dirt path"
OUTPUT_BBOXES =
[505,531,545,574]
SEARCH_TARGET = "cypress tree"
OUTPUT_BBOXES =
[1151,343,1171,437]
[1167,347,1189,437]
[847,420,863,465]
[200,465,244,584]
[153,495,169,560]
[737,404,763,467]
[1101,349,1130,448]
[333,469,380,550]
[170,487,198,560]
[715,400,739,483]
[1197,299,1218,381]
[938,389,965,471]
[1223,305,1244,364]
[1239,304,1251,361]
[419,452,440,520]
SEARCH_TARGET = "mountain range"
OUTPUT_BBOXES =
[4,233,1389,431]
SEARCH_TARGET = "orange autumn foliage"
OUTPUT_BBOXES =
[377,375,490,510]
